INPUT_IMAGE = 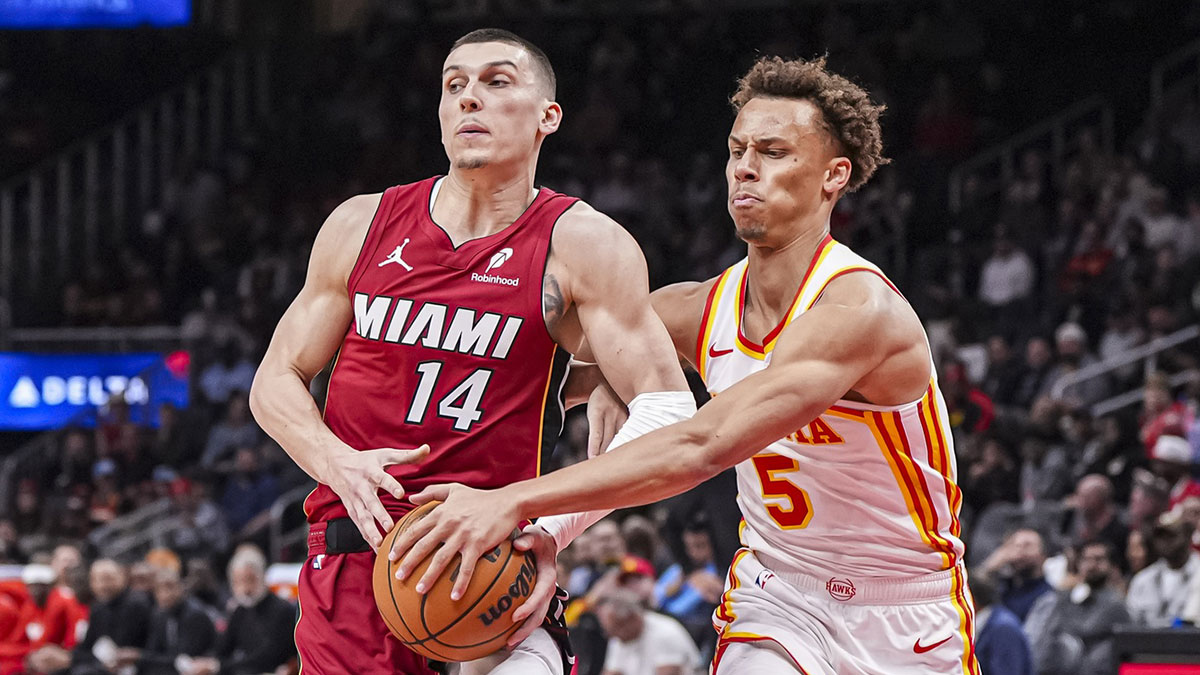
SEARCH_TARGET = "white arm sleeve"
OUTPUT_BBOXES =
[535,390,697,552]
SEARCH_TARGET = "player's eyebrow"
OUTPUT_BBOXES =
[442,60,519,76]
[728,135,788,145]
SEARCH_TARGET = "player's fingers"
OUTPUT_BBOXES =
[416,543,458,595]
[375,472,406,500]
[377,444,430,467]
[512,532,535,551]
[346,500,381,550]
[449,547,478,601]
[508,576,554,646]
[410,484,453,505]
[391,512,437,565]
[364,496,394,540]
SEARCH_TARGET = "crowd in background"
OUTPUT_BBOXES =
[3,2,1200,674]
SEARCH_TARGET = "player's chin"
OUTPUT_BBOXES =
[733,220,768,243]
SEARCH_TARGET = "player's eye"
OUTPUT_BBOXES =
[447,82,463,93]
[488,78,510,87]
[765,150,787,159]
[730,148,745,159]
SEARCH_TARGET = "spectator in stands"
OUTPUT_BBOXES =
[1148,435,1200,511]
[148,402,199,469]
[115,567,216,675]
[186,545,295,675]
[971,571,1033,675]
[597,589,701,675]
[1127,513,1200,626]
[978,233,1035,340]
[0,564,55,672]
[1043,322,1110,408]
[1065,475,1129,571]
[72,559,152,673]
[964,435,1020,514]
[198,339,257,408]
[1128,468,1172,533]
[942,359,995,434]
[654,516,722,651]
[980,528,1054,622]
[1019,424,1072,511]
[1071,414,1137,499]
[53,428,94,494]
[1097,306,1144,386]
[201,392,261,473]
[164,479,230,561]
[87,459,124,527]
[1139,381,1190,455]
[1014,337,1055,409]
[1141,186,1184,251]
[1026,540,1130,675]
[981,335,1023,407]
[219,446,280,542]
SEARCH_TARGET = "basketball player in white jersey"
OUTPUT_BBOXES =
[393,55,979,674]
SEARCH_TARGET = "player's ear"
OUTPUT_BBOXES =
[540,101,562,135]
[824,157,852,196]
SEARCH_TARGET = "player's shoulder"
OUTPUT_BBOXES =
[652,276,721,311]
[553,200,638,255]
[322,193,384,242]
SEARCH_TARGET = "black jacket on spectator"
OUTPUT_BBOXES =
[139,598,218,675]
[72,589,153,671]
[215,592,296,674]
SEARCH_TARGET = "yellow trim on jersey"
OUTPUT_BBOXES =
[861,411,954,570]
[534,345,559,478]
[714,549,751,626]
[698,268,736,381]
[733,238,837,359]
[951,565,982,674]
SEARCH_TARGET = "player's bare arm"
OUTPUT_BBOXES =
[541,201,689,404]
[391,270,929,567]
[249,194,430,550]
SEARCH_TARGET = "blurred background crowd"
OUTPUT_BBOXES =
[3,1,1200,674]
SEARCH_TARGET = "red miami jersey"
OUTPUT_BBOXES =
[304,177,578,524]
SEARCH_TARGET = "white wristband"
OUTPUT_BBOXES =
[536,390,696,551]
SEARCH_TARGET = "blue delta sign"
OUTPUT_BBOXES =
[0,0,190,29]
[0,352,189,430]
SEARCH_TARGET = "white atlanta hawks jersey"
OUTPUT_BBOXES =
[696,235,965,578]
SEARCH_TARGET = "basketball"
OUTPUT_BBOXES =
[372,500,537,662]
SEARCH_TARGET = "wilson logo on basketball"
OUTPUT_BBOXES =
[826,577,856,601]
[477,551,536,626]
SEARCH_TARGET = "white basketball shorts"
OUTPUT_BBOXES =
[711,549,980,675]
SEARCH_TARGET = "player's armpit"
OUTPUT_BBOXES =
[551,203,688,403]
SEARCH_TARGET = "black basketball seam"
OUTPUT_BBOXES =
[428,549,533,649]
[384,513,431,650]
[413,541,512,643]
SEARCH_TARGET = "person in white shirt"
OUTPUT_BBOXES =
[1127,513,1200,627]
[598,590,702,675]
[978,235,1034,308]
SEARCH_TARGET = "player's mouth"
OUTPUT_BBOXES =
[456,123,490,137]
[731,192,762,207]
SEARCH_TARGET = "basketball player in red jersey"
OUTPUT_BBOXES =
[395,56,979,674]
[249,29,692,675]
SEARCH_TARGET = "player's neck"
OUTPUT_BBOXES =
[433,167,539,243]
[744,221,830,318]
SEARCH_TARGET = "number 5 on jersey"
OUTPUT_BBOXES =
[405,362,493,432]
[752,454,813,529]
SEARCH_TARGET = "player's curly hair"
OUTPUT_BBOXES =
[731,56,889,193]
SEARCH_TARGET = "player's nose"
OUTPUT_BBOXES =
[459,83,483,112]
[734,156,758,182]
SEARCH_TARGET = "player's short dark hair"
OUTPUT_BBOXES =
[731,56,888,193]
[451,28,556,100]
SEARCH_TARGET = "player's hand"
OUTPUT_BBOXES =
[390,483,520,601]
[586,383,627,458]
[324,444,430,549]
[507,524,559,649]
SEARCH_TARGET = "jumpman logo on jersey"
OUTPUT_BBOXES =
[379,239,413,271]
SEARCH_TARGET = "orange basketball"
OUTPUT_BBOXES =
[372,500,537,662]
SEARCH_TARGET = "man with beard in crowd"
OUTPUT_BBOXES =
[1025,540,1130,674]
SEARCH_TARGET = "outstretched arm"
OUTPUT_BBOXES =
[393,272,930,587]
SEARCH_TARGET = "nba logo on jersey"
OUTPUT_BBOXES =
[825,577,856,601]
[754,570,776,590]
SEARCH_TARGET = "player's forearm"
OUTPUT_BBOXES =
[562,362,603,409]
[509,416,722,519]
[248,367,354,485]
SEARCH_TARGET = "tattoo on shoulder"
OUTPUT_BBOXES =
[543,274,565,328]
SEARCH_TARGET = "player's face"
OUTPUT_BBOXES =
[439,42,560,171]
[726,97,851,245]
